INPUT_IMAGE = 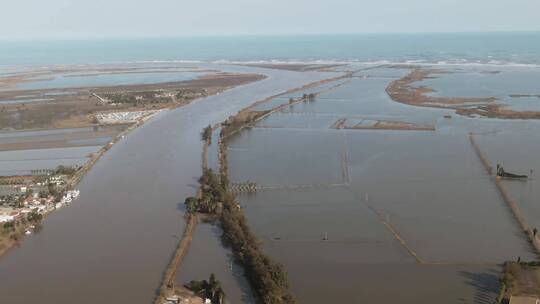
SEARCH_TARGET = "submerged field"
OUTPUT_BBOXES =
[2,61,540,303]
[217,64,540,303]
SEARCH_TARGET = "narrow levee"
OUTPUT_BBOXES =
[154,71,350,304]
[167,76,353,304]
[469,133,540,255]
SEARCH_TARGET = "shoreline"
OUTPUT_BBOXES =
[386,68,540,120]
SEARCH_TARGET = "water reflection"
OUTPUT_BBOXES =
[228,65,539,303]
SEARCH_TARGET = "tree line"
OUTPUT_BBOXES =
[184,168,296,303]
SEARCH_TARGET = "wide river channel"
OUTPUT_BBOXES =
[0,65,336,304]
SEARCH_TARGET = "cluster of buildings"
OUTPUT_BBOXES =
[0,208,19,223]
[0,190,79,224]
[95,110,159,124]
[0,173,80,225]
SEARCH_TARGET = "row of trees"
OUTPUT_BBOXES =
[201,125,213,143]
[2,221,15,231]
[220,192,296,303]
[183,120,297,303]
[26,211,43,223]
[54,165,80,176]
[184,169,226,214]
[102,93,170,105]
[218,112,297,303]
[219,110,269,139]
[185,165,296,303]
[302,93,316,101]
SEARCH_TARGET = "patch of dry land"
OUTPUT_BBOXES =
[0,73,265,130]
[386,68,540,119]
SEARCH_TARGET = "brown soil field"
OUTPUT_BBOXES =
[386,69,496,106]
[0,175,40,185]
[0,73,265,130]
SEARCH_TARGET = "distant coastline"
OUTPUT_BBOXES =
[2,32,540,67]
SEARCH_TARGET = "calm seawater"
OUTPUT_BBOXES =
[1,33,540,67]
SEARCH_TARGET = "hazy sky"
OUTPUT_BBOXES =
[2,0,540,39]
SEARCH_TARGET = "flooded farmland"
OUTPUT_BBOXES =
[1,61,540,304]
[0,125,127,175]
[223,65,540,303]
[0,65,334,304]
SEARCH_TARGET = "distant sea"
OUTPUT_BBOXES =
[1,32,540,67]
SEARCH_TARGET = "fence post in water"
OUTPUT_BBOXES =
[469,132,540,254]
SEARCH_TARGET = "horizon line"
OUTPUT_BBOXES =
[1,30,540,42]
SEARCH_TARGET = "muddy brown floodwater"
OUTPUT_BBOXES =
[226,65,540,303]
[0,65,336,304]
[2,63,539,304]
